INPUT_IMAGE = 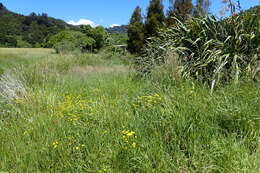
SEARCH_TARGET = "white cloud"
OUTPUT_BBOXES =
[67,19,98,27]
[110,24,120,28]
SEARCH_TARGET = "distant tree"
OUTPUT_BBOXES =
[145,0,165,38]
[0,3,4,10]
[29,12,37,18]
[0,5,72,48]
[168,0,193,22]
[127,6,145,54]
[48,30,95,53]
[80,25,107,50]
[194,0,211,17]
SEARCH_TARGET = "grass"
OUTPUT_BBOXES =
[0,48,259,172]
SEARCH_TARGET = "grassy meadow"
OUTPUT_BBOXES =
[0,48,259,172]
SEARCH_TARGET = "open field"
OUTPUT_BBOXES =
[0,48,259,172]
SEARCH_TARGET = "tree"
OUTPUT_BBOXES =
[145,0,165,38]
[194,0,211,17]
[80,25,107,50]
[47,30,96,53]
[0,3,4,10]
[127,6,145,54]
[168,0,193,22]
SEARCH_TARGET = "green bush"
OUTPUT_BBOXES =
[137,12,260,91]
[0,34,17,47]
[48,30,95,53]
[16,39,32,48]
[80,25,107,50]
[53,40,77,54]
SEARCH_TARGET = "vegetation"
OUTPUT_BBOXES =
[194,0,211,17]
[127,6,145,54]
[0,48,259,172]
[109,33,128,45]
[135,6,260,91]
[47,30,95,53]
[145,0,165,38]
[168,0,193,21]
[0,3,73,48]
[106,25,128,34]
[80,25,107,50]
[0,1,259,172]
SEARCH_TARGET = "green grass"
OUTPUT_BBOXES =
[0,48,259,172]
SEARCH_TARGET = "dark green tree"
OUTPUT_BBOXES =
[167,0,193,23]
[145,0,165,38]
[194,0,211,17]
[127,6,145,54]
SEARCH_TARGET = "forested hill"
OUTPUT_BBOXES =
[106,25,128,34]
[0,3,74,47]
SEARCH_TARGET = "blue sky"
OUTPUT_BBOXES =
[1,0,259,27]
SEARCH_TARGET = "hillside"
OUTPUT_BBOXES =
[0,3,74,47]
[106,25,128,34]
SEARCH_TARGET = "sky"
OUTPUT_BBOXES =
[1,0,259,27]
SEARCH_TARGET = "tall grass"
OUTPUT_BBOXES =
[0,48,259,172]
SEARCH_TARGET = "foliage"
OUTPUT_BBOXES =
[145,0,165,38]
[127,6,145,54]
[168,0,194,21]
[194,0,211,17]
[0,48,259,172]
[136,11,260,90]
[80,25,107,50]
[16,38,32,48]
[109,33,128,45]
[48,30,96,53]
[0,34,17,47]
[0,3,73,47]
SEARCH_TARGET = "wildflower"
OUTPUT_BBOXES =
[126,131,135,137]
[52,141,59,148]
[132,142,137,148]
[98,168,108,173]
[122,130,135,137]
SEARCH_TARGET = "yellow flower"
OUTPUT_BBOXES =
[52,141,59,148]
[132,142,137,148]
[126,131,135,137]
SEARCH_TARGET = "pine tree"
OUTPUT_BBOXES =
[167,0,193,23]
[194,0,210,17]
[127,6,145,54]
[145,0,165,38]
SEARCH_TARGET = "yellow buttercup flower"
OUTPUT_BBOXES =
[52,141,59,148]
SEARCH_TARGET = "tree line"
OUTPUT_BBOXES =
[127,0,212,54]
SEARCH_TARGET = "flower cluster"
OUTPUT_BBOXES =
[57,94,91,121]
[133,93,162,109]
[121,130,137,149]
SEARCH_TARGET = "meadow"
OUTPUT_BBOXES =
[0,48,259,172]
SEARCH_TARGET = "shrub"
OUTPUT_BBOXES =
[17,39,32,48]
[137,13,260,91]
[53,40,77,54]
[80,25,107,50]
[48,30,96,53]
